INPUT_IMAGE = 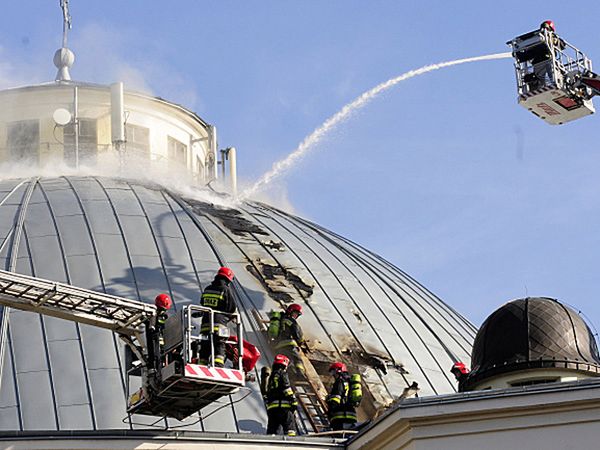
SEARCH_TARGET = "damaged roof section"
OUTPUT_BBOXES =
[247,261,314,305]
[185,199,269,236]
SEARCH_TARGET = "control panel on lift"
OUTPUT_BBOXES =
[508,25,600,125]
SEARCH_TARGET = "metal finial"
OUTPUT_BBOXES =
[55,0,74,81]
[60,0,72,48]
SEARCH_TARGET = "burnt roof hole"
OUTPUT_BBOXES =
[263,240,284,251]
[246,264,293,303]
[284,270,313,296]
[261,264,285,280]
[246,262,314,305]
[185,199,268,236]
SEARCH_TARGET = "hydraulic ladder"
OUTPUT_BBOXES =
[0,269,246,420]
[0,269,156,358]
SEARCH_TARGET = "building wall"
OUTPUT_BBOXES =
[349,379,600,450]
[0,84,214,182]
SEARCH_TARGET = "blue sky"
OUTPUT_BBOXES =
[2,1,600,328]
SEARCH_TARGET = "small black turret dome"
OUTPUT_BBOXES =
[463,297,600,390]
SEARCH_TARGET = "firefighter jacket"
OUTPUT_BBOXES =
[265,367,298,411]
[275,313,304,350]
[326,372,357,423]
[200,276,236,332]
[153,308,169,345]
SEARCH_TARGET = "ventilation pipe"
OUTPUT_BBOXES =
[111,82,125,165]
[73,86,79,168]
[208,125,218,181]
[219,147,238,197]
[228,147,237,197]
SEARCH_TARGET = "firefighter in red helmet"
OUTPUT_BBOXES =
[274,303,306,376]
[153,293,172,344]
[528,19,565,90]
[540,20,555,32]
[264,354,298,436]
[147,293,173,370]
[450,361,470,391]
[326,361,361,431]
[197,267,237,367]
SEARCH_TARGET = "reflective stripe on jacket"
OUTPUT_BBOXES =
[200,277,236,326]
[330,410,357,422]
[266,368,297,410]
[327,373,356,420]
[276,315,304,348]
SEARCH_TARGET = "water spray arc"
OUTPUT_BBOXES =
[241,52,512,200]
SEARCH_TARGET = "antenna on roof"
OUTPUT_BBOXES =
[54,0,75,82]
[60,0,72,48]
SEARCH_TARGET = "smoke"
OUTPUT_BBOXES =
[74,23,199,109]
[0,152,236,209]
[241,52,512,200]
[0,45,45,89]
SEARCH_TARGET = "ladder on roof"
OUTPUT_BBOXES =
[294,380,330,433]
[252,308,331,432]
[0,269,155,337]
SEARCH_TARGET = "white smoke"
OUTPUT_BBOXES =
[74,23,199,108]
[0,153,236,209]
[0,45,45,89]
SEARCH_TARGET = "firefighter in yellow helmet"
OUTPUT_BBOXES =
[264,354,298,436]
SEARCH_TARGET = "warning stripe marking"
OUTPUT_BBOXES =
[215,368,229,379]
[183,364,244,384]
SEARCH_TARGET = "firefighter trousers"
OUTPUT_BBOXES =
[198,334,227,367]
[266,408,296,436]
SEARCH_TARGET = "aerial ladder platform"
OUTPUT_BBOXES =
[0,269,247,421]
[508,24,600,125]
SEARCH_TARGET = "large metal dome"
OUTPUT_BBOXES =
[0,176,475,431]
[464,297,600,390]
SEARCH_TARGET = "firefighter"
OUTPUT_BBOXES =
[273,303,306,376]
[450,361,470,392]
[326,361,362,431]
[153,293,172,346]
[147,293,172,370]
[264,354,298,436]
[531,20,565,89]
[197,267,237,367]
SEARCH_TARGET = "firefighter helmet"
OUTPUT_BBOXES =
[450,361,469,375]
[274,354,290,368]
[329,361,347,373]
[154,293,172,310]
[286,303,303,316]
[540,20,555,32]
[217,266,234,281]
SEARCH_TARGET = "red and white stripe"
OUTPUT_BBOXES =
[184,364,244,385]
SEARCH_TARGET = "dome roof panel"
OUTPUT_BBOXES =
[0,176,476,431]
[466,297,600,389]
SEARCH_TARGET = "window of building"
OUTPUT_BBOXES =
[8,120,39,162]
[125,124,150,159]
[168,136,187,168]
[64,119,98,166]
[509,378,559,387]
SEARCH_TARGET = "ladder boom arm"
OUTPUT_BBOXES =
[580,71,600,98]
[0,269,156,336]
